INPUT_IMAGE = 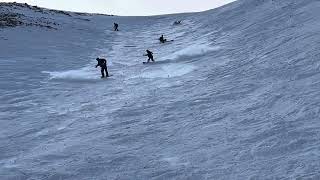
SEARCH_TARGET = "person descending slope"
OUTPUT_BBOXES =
[173,20,182,25]
[159,35,167,43]
[114,23,119,31]
[159,34,173,43]
[143,50,155,64]
[95,57,109,78]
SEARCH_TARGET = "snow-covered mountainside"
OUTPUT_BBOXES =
[1,0,320,179]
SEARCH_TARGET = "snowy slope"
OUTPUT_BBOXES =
[1,0,320,179]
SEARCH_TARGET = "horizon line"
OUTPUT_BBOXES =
[0,1,237,17]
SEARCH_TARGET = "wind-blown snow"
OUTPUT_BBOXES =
[1,0,320,179]
[162,44,221,60]
[43,67,98,81]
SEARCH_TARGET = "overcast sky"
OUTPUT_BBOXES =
[1,0,236,16]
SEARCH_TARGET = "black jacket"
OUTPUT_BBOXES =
[96,58,107,68]
[146,50,153,58]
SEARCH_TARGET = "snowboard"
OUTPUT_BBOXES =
[101,75,113,79]
[143,62,156,64]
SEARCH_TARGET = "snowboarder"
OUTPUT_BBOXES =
[173,20,182,25]
[95,57,109,78]
[114,23,119,31]
[159,35,167,43]
[143,50,155,63]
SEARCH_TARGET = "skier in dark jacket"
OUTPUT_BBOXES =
[159,35,167,43]
[173,20,182,25]
[144,50,155,63]
[114,23,119,31]
[95,57,109,78]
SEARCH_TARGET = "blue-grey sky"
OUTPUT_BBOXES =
[2,0,236,16]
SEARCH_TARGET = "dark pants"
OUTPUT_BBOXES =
[148,55,154,62]
[101,66,109,77]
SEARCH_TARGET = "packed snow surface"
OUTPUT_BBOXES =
[1,0,320,179]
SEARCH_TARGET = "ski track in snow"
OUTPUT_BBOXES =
[1,0,320,179]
